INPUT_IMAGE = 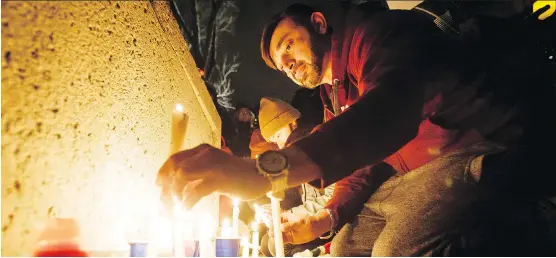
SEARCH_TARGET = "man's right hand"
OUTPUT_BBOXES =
[281,210,332,244]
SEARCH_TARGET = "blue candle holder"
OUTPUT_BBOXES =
[215,238,240,257]
[129,242,148,257]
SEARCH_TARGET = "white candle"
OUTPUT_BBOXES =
[232,198,240,238]
[241,237,250,258]
[221,218,232,238]
[251,222,259,258]
[170,103,188,155]
[168,103,188,257]
[199,213,215,257]
[173,197,185,258]
[270,196,285,257]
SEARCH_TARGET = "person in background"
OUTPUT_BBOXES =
[229,103,257,158]
[254,97,334,257]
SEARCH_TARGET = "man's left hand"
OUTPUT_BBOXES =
[156,144,271,209]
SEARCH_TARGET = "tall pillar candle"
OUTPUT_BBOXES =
[251,222,259,258]
[232,198,240,238]
[169,104,187,257]
[241,237,250,258]
[270,196,284,257]
[170,103,188,155]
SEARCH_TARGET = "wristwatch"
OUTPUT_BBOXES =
[256,150,289,200]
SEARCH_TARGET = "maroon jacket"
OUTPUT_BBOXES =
[288,3,539,224]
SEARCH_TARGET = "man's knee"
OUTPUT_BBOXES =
[372,199,556,256]
[330,219,376,257]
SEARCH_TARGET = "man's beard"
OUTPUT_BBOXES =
[300,34,325,89]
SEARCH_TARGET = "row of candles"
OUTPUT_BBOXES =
[166,196,263,257]
[222,201,263,257]
[167,103,270,257]
[35,103,280,257]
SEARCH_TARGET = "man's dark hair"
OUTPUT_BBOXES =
[260,4,316,70]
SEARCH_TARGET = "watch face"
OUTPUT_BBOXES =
[259,151,288,174]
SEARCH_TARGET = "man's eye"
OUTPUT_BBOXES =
[286,45,291,52]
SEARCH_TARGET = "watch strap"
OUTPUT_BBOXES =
[266,173,288,200]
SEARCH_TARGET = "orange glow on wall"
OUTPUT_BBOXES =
[1,1,220,256]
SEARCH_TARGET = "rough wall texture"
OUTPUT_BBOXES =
[1,1,220,256]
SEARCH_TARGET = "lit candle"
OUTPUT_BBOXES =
[221,218,232,238]
[270,196,285,257]
[173,197,185,258]
[232,198,240,238]
[170,103,188,155]
[251,222,259,258]
[199,213,215,257]
[241,237,250,258]
[169,104,188,257]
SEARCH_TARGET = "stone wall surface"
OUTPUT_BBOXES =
[1,1,220,256]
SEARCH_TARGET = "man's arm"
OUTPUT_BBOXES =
[287,13,453,187]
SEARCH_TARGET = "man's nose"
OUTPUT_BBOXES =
[281,58,294,73]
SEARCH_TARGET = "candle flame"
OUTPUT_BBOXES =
[233,198,240,206]
[175,103,184,113]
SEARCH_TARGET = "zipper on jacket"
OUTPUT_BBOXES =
[331,79,341,116]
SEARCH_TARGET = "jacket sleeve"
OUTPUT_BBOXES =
[290,183,335,217]
[291,13,452,187]
[325,162,396,229]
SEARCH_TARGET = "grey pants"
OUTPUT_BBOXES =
[331,142,556,256]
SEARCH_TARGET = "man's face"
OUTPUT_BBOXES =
[269,18,326,89]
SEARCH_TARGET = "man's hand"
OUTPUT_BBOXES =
[281,210,332,244]
[157,144,271,209]
[281,210,302,224]
[260,205,300,229]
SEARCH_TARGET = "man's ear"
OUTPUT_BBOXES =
[310,12,327,34]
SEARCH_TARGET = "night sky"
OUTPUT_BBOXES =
[225,0,317,108]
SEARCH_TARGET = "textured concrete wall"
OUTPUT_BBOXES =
[1,1,220,256]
